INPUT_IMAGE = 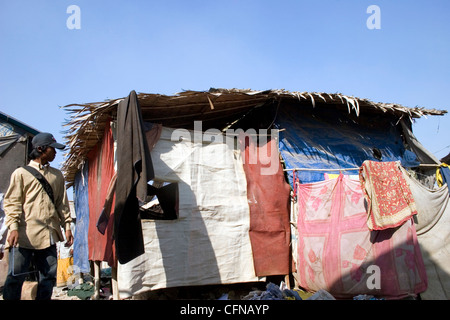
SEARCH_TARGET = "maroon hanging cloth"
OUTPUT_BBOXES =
[87,121,116,266]
[240,134,291,276]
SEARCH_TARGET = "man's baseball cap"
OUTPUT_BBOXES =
[32,132,65,150]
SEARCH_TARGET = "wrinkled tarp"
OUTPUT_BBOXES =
[87,122,115,266]
[73,164,90,273]
[400,119,440,164]
[403,168,450,300]
[276,106,406,187]
[114,90,154,264]
[0,134,21,157]
[0,120,15,137]
[240,134,291,276]
[0,119,31,157]
[295,174,427,299]
[118,127,260,298]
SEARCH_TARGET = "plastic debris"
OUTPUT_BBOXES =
[243,282,302,300]
[306,289,336,300]
[67,282,95,300]
[218,293,229,300]
[353,294,384,300]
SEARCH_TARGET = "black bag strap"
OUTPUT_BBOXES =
[22,165,55,204]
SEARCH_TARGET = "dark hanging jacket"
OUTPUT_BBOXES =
[114,90,154,264]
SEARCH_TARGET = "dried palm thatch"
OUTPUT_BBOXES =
[61,88,447,187]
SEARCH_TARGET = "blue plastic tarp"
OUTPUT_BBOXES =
[73,164,90,273]
[275,106,407,187]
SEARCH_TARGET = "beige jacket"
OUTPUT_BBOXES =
[4,160,72,249]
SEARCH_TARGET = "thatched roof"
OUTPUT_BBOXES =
[61,88,447,187]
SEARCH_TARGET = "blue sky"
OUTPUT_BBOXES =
[1,0,449,175]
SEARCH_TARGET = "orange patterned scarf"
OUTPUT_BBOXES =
[359,161,417,230]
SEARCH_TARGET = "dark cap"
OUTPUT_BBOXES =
[32,132,65,150]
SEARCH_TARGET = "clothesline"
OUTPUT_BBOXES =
[283,167,360,172]
[283,163,441,172]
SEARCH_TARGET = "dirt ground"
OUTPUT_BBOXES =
[0,282,267,300]
[0,283,82,300]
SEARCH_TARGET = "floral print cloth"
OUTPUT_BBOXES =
[295,174,427,299]
[359,161,417,230]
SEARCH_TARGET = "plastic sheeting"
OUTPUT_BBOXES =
[400,119,440,164]
[276,106,406,186]
[73,164,90,273]
[404,168,450,299]
[118,127,261,297]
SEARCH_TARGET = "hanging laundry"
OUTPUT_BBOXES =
[295,174,427,299]
[240,134,291,277]
[114,90,155,264]
[359,160,417,230]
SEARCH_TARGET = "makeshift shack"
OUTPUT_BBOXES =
[61,88,449,299]
[0,112,40,289]
[0,112,40,193]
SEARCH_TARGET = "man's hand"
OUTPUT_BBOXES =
[65,229,74,247]
[7,230,19,247]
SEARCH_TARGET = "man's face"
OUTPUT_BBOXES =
[41,146,56,163]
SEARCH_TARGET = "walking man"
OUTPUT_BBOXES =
[3,132,73,300]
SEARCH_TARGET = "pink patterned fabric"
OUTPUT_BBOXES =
[296,174,427,299]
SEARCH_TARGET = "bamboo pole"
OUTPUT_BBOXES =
[284,167,359,172]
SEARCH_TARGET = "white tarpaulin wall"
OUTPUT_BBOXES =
[118,127,261,297]
[403,168,450,300]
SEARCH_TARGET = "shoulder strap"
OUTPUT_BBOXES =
[22,166,55,204]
